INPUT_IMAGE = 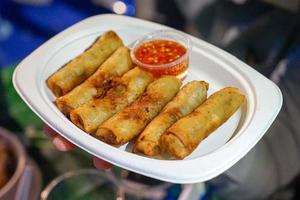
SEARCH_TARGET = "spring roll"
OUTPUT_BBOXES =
[47,31,124,97]
[160,87,245,159]
[94,76,182,146]
[133,81,209,156]
[56,47,133,115]
[70,67,154,133]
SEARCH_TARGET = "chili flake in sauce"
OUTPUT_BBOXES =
[134,40,189,78]
[135,40,186,65]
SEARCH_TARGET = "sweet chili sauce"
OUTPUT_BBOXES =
[134,40,188,79]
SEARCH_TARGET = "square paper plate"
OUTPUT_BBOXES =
[13,14,282,183]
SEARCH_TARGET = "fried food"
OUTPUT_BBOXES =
[47,30,124,97]
[134,80,209,156]
[160,87,245,159]
[46,29,248,161]
[56,47,133,115]
[94,76,182,146]
[70,67,154,133]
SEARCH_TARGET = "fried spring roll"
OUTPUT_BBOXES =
[56,47,133,115]
[94,76,182,146]
[47,31,124,97]
[70,67,154,133]
[133,81,209,156]
[160,87,245,159]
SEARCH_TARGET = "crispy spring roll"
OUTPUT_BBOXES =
[56,47,133,115]
[70,67,154,133]
[94,76,182,146]
[160,87,245,159]
[47,31,124,97]
[133,81,209,156]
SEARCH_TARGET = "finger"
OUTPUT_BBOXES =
[93,157,112,170]
[43,125,58,138]
[53,135,76,151]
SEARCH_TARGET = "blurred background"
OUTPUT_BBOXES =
[0,0,299,199]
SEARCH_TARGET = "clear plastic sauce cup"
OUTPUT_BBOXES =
[131,30,192,80]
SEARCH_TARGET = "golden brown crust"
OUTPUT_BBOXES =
[97,128,118,145]
[46,29,248,161]
[47,30,124,97]
[94,76,182,146]
[160,133,188,159]
[55,47,133,115]
[133,80,209,156]
[161,87,245,159]
[70,67,154,133]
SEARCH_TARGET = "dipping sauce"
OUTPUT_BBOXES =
[132,39,189,79]
[135,40,186,65]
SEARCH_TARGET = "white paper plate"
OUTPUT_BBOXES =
[13,14,282,183]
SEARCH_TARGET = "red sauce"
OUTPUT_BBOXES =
[134,40,188,78]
